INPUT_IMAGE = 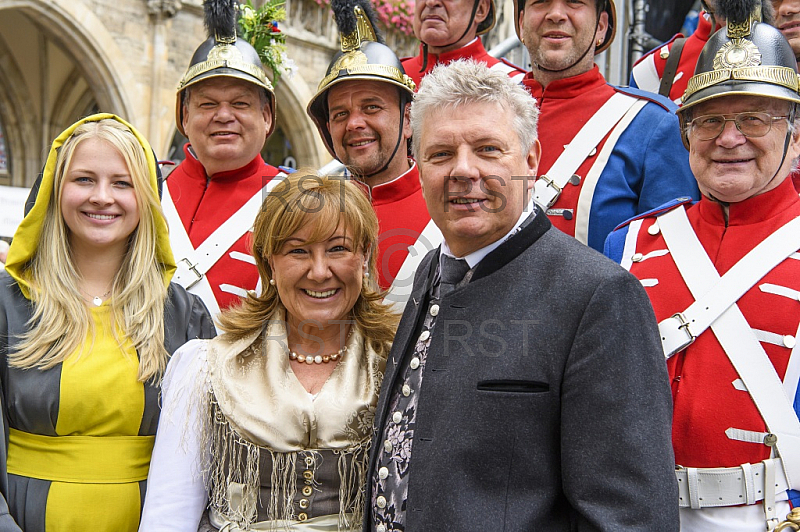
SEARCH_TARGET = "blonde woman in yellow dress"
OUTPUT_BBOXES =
[0,114,215,531]
[140,172,397,531]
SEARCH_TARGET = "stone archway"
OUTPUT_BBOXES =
[0,0,135,186]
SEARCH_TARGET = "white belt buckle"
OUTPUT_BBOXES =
[177,258,204,289]
[670,312,696,351]
[537,175,563,208]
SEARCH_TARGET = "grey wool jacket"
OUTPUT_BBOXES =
[365,207,679,531]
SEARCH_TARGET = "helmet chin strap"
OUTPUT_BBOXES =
[706,105,797,207]
[534,15,600,74]
[362,98,408,180]
[420,0,483,72]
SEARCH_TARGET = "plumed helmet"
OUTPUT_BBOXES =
[678,0,800,144]
[513,0,616,54]
[175,0,276,137]
[307,0,415,158]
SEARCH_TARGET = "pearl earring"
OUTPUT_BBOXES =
[269,279,276,286]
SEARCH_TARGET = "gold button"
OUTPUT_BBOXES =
[377,495,387,508]
[305,456,314,466]
[648,223,660,235]
[660,48,670,59]
[303,470,313,480]
[302,486,313,497]
[765,433,778,447]
[631,253,644,262]
[299,498,309,509]
[298,512,308,521]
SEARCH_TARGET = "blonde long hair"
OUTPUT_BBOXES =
[217,170,397,357]
[11,119,170,382]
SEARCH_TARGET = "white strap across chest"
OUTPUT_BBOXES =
[162,172,286,314]
[533,92,639,211]
[657,206,800,490]
[657,207,800,357]
[383,218,443,314]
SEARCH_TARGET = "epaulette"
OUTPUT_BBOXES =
[613,84,678,112]
[612,197,695,231]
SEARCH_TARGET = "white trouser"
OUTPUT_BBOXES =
[679,500,791,531]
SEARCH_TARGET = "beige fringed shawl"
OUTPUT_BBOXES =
[204,311,387,530]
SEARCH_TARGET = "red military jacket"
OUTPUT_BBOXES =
[366,162,432,290]
[166,144,280,310]
[629,13,717,103]
[620,178,800,468]
[402,38,525,88]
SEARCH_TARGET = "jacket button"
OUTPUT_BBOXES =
[299,498,309,509]
[648,223,660,235]
[419,330,430,342]
[631,252,644,262]
[410,357,420,370]
[384,440,393,453]
[378,466,389,479]
[302,486,313,497]
[377,525,387,532]
[298,512,308,521]
[402,384,411,397]
[303,470,313,480]
[430,304,439,316]
[377,496,387,508]
[392,411,402,424]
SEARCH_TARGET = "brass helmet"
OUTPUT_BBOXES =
[678,0,800,146]
[175,0,276,137]
[307,0,415,158]
[513,0,616,54]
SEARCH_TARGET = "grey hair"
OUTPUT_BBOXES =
[410,59,539,159]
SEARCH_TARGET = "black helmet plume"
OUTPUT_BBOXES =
[204,0,238,41]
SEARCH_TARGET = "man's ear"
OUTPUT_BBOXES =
[475,0,491,24]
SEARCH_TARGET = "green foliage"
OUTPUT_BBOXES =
[237,0,296,83]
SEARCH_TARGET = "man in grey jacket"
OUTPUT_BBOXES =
[364,59,679,531]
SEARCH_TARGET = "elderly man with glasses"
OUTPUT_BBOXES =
[605,1,800,529]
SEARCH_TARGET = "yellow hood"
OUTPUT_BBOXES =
[4,113,176,298]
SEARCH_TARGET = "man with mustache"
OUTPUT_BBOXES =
[630,0,727,103]
[515,0,699,252]
[309,0,439,308]
[606,2,800,528]
[164,0,285,319]
[402,0,525,87]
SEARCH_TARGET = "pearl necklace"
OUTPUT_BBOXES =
[288,330,352,365]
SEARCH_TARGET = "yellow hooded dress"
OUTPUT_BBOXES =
[0,114,215,531]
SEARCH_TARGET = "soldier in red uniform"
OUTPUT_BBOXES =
[308,0,438,308]
[164,0,285,319]
[606,1,800,528]
[401,0,525,87]
[629,1,726,103]
[514,0,699,251]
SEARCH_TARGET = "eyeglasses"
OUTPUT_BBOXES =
[687,112,789,141]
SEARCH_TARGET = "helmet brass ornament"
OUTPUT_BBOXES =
[678,0,800,148]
